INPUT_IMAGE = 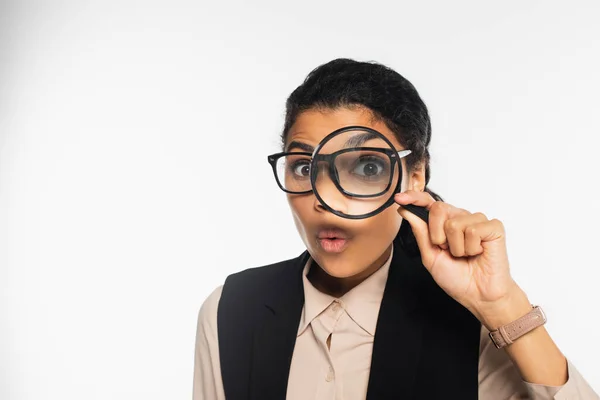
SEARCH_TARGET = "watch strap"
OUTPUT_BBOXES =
[488,305,547,349]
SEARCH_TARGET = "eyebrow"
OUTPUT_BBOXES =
[285,131,388,153]
[343,131,381,148]
[286,140,314,153]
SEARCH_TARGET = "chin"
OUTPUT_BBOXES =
[321,266,361,279]
[310,251,363,278]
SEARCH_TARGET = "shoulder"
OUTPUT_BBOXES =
[216,252,307,333]
[198,254,304,324]
[221,253,306,300]
[197,256,294,324]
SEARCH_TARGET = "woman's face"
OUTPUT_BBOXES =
[285,106,426,278]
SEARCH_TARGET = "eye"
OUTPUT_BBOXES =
[351,156,387,178]
[290,160,311,177]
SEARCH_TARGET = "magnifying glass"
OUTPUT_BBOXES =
[310,126,430,222]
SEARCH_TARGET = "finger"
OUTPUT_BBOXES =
[465,225,484,256]
[428,202,470,247]
[465,219,506,251]
[444,212,488,257]
[394,190,436,209]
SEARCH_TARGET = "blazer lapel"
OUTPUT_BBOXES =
[249,251,309,400]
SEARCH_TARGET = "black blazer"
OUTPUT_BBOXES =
[217,239,481,400]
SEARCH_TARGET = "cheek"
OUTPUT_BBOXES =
[368,204,403,240]
[287,194,309,216]
[286,191,402,257]
[287,194,312,236]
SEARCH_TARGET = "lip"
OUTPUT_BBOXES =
[317,228,350,240]
[317,238,349,253]
[316,227,351,253]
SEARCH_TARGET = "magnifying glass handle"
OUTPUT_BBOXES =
[401,204,429,224]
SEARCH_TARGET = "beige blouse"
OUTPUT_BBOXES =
[193,248,598,399]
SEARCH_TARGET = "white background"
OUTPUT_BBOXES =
[1,0,599,398]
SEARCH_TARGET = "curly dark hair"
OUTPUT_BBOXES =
[281,58,443,255]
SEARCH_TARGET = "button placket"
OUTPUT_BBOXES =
[325,365,335,382]
[312,301,343,385]
[326,301,343,383]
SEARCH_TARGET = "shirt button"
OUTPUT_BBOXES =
[325,367,335,382]
[332,300,343,312]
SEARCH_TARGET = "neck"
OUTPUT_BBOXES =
[307,244,392,297]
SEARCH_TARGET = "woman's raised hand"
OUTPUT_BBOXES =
[395,190,531,329]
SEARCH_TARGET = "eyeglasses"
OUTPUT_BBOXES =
[266,125,429,221]
[267,147,412,196]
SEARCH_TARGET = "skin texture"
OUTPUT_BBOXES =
[285,105,569,386]
[285,106,425,296]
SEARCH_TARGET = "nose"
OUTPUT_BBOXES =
[313,165,348,214]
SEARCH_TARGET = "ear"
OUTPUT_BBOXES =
[408,163,427,192]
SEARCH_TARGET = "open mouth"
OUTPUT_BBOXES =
[316,228,350,253]
[317,238,348,253]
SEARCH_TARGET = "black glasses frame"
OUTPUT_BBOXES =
[267,147,398,197]
[267,125,430,222]
[267,126,408,219]
[267,151,314,194]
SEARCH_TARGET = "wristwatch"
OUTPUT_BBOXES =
[488,305,547,349]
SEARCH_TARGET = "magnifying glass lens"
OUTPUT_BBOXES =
[311,128,401,219]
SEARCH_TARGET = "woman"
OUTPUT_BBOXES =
[193,59,598,399]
